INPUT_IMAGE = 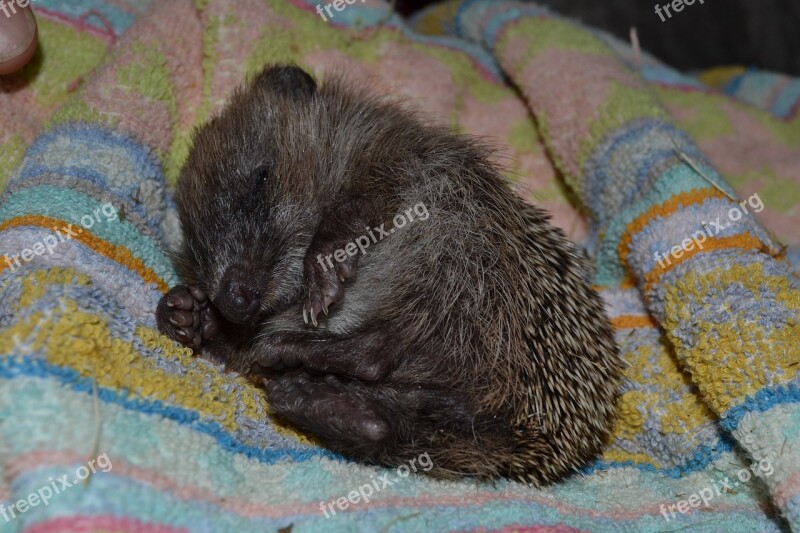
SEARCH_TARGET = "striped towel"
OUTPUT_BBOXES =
[1,0,799,531]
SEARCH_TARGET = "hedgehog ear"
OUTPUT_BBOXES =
[255,65,317,100]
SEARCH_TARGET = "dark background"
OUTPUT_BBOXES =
[396,0,800,76]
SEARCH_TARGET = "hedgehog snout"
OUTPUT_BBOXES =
[215,270,261,324]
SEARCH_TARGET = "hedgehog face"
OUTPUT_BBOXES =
[174,66,322,325]
[175,156,312,325]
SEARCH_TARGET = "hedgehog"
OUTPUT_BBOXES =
[156,65,622,485]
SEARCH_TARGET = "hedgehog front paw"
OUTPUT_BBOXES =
[156,285,223,350]
[302,243,358,327]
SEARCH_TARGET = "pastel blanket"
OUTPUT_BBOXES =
[1,1,799,531]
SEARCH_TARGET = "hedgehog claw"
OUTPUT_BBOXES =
[302,238,359,327]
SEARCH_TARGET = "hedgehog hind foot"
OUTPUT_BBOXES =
[264,364,584,485]
[266,371,391,448]
[264,372,528,481]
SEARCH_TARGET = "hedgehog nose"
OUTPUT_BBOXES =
[220,280,259,323]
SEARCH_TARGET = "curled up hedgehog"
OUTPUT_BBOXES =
[156,65,622,485]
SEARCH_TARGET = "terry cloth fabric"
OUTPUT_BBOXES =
[0,0,153,190]
[1,0,799,531]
